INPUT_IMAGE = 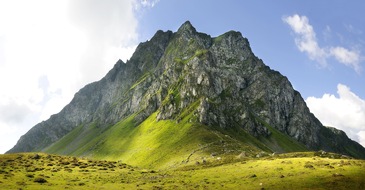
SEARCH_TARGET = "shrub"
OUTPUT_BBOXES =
[33,154,41,160]
[304,163,315,169]
[34,177,47,183]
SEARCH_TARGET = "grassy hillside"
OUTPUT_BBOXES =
[45,109,261,169]
[1,152,364,189]
[44,98,310,169]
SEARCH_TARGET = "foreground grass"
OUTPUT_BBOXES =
[0,152,364,189]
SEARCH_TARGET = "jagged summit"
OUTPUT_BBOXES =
[7,21,365,167]
[177,20,196,33]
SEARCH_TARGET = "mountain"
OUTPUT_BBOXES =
[7,21,365,168]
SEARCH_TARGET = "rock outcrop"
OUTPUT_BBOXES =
[8,21,365,159]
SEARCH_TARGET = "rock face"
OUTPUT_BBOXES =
[7,21,365,159]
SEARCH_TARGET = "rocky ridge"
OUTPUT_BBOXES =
[8,21,365,159]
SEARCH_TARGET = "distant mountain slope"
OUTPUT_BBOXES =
[8,21,365,164]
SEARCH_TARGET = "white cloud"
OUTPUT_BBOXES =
[323,25,332,42]
[283,14,362,73]
[140,0,160,8]
[283,14,327,66]
[358,131,365,147]
[345,24,363,35]
[67,0,138,83]
[330,46,361,72]
[0,0,157,153]
[134,0,160,10]
[306,84,365,147]
[0,122,26,156]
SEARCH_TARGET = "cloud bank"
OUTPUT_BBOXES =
[0,0,153,153]
[283,14,362,73]
[306,84,365,147]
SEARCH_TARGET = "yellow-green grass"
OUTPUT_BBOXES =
[174,154,365,189]
[45,106,264,169]
[44,109,309,170]
[1,152,364,189]
[0,153,144,190]
[44,95,311,170]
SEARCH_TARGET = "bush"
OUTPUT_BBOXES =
[33,154,41,160]
[34,177,47,183]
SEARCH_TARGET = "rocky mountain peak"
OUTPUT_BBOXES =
[177,20,196,34]
[7,21,365,160]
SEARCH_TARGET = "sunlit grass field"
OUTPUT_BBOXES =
[1,152,364,189]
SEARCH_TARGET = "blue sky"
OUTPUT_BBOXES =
[0,0,364,153]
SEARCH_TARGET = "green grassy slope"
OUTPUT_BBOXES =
[258,119,308,153]
[45,99,310,169]
[1,152,364,190]
[45,108,263,169]
[44,123,105,155]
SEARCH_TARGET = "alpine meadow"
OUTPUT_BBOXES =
[2,21,365,190]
